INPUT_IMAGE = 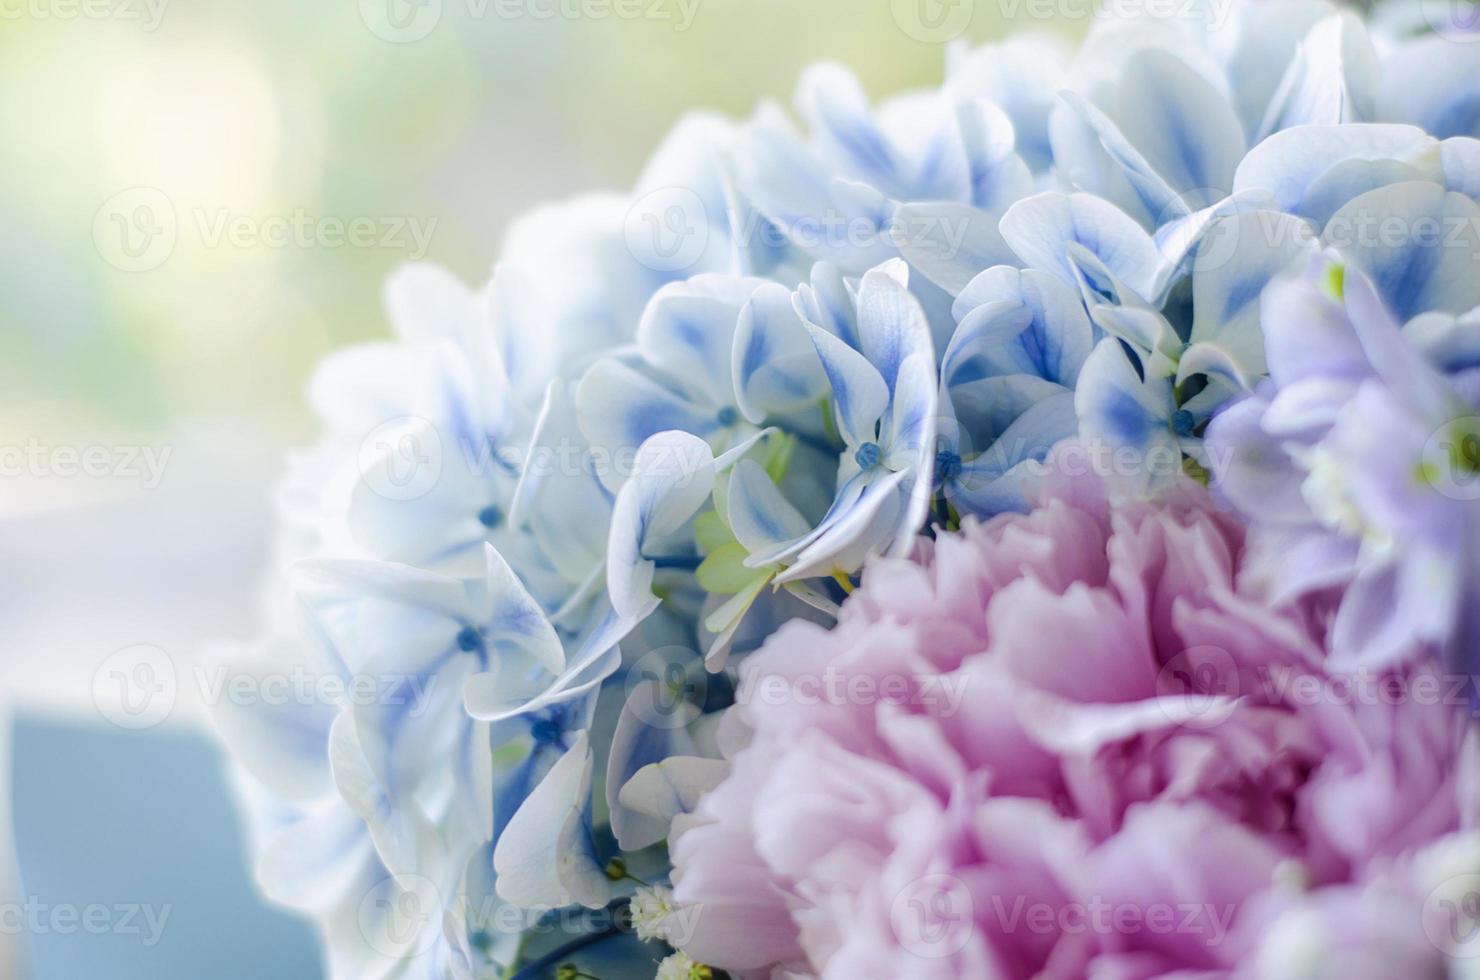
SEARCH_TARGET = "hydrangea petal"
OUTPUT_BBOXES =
[1378,36,1480,139]
[619,757,729,833]
[779,468,908,581]
[853,258,934,394]
[606,431,719,620]
[725,459,812,554]
[1185,209,1321,382]
[890,202,1015,297]
[383,262,483,347]
[492,733,610,910]
[1322,181,1480,320]
[477,543,565,677]
[949,266,1094,387]
[1258,12,1379,138]
[951,391,1077,516]
[638,276,769,403]
[576,359,721,492]
[792,260,859,348]
[1233,123,1437,216]
[1075,339,1181,493]
[800,320,888,447]
[1442,137,1480,198]
[605,680,701,851]
[732,282,827,424]
[1001,192,1161,301]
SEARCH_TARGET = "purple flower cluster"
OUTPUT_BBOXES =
[1209,259,1480,677]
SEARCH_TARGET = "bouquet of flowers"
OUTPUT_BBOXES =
[214,1,1480,976]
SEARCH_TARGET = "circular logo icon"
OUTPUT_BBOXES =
[1155,644,1240,730]
[624,186,710,275]
[357,416,444,502]
[1424,873,1480,958]
[1183,209,1244,278]
[1155,190,1283,282]
[359,0,443,42]
[358,874,444,959]
[1421,0,1480,42]
[623,646,707,731]
[93,644,178,730]
[891,0,973,43]
[93,187,177,272]
[890,873,974,959]
[1422,417,1480,502]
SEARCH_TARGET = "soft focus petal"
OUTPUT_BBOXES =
[493,733,610,910]
[606,431,718,620]
[733,281,828,424]
[1001,192,1162,301]
[1322,180,1480,320]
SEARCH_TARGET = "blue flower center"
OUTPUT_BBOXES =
[456,626,483,652]
[854,441,882,470]
[1171,410,1197,438]
[934,450,962,485]
[530,706,568,746]
[716,405,739,428]
[478,505,503,529]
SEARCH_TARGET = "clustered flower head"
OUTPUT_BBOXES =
[213,1,1480,977]
[668,447,1480,977]
[1208,254,1480,674]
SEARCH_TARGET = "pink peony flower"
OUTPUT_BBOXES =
[669,454,1480,979]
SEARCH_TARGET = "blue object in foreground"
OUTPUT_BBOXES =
[10,714,323,980]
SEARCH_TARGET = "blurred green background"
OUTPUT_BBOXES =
[0,0,1080,505]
